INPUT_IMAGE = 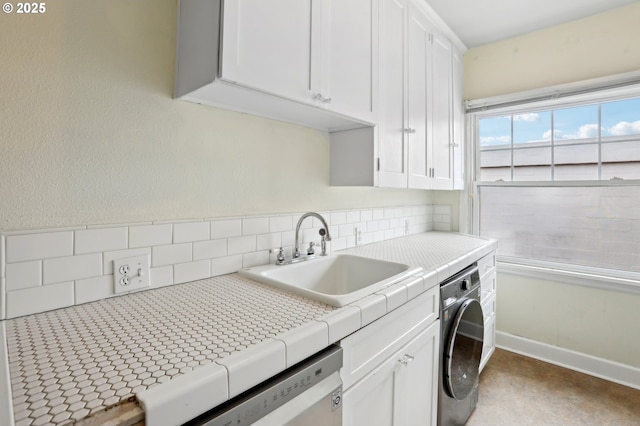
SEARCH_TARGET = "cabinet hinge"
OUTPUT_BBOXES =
[377,157,381,171]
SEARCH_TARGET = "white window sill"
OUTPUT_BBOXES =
[497,256,640,295]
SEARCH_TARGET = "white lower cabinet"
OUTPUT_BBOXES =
[340,288,440,426]
[478,250,497,372]
[343,321,439,426]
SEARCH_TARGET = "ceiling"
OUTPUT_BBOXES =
[425,0,639,48]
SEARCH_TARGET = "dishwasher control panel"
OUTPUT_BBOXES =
[186,345,343,426]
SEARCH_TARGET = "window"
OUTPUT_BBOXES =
[471,84,640,278]
[478,97,640,182]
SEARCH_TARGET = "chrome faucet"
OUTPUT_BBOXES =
[294,212,332,258]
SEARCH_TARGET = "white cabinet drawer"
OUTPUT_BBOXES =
[340,285,438,390]
[477,251,496,281]
[481,289,496,319]
[480,270,496,304]
[480,312,496,372]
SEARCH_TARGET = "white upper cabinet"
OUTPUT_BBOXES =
[332,0,464,190]
[377,0,409,188]
[322,0,378,123]
[429,30,454,190]
[219,0,319,105]
[175,0,376,132]
[406,2,433,189]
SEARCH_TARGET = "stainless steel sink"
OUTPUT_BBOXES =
[239,254,422,307]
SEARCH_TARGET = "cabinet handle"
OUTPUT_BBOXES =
[398,354,415,367]
[312,93,323,101]
[449,142,459,147]
[321,97,332,104]
[404,128,416,134]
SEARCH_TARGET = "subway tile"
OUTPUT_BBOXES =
[173,222,209,244]
[242,217,269,236]
[174,260,210,284]
[193,239,226,261]
[149,265,174,288]
[360,210,373,222]
[211,255,242,277]
[256,233,282,252]
[242,251,269,269]
[129,224,172,248]
[228,236,256,255]
[7,282,74,318]
[6,231,73,263]
[75,228,127,255]
[330,211,346,225]
[372,209,384,220]
[269,216,292,233]
[6,260,42,291]
[75,276,114,305]
[346,211,361,223]
[211,219,242,239]
[43,254,102,285]
[339,224,354,237]
[152,244,191,267]
[103,248,151,275]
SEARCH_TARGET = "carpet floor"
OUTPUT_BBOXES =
[466,348,640,426]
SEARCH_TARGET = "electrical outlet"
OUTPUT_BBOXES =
[355,227,362,245]
[113,255,150,294]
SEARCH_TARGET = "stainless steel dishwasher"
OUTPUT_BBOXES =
[184,345,343,426]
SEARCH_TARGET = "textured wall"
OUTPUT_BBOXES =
[464,2,640,99]
[0,0,431,232]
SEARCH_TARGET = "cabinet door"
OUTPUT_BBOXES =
[323,0,377,123]
[343,355,399,426]
[406,4,432,189]
[220,0,320,104]
[377,0,408,188]
[452,46,465,190]
[395,320,440,426]
[429,31,454,190]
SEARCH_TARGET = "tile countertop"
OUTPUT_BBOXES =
[1,232,496,426]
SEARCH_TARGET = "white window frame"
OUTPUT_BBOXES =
[466,72,640,294]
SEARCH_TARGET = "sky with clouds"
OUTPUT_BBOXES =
[480,97,640,147]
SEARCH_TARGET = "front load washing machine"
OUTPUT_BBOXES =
[438,264,484,426]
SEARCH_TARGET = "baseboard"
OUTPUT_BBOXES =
[496,331,640,391]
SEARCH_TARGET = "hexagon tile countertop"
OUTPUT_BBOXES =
[5,274,335,426]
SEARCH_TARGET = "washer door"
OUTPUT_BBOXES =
[445,298,484,400]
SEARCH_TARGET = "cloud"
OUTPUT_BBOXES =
[480,136,510,145]
[608,120,640,136]
[544,124,598,140]
[513,113,539,122]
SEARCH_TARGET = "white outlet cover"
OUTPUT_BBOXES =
[113,255,150,294]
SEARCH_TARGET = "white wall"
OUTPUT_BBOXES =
[0,0,431,232]
[463,3,640,377]
[464,2,640,99]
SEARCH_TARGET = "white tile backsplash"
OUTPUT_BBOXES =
[7,282,74,318]
[6,232,73,263]
[228,236,256,255]
[152,243,192,267]
[211,219,242,239]
[242,217,269,236]
[0,204,451,318]
[129,224,172,248]
[193,239,227,261]
[173,221,210,244]
[43,254,102,285]
[5,261,41,291]
[75,227,128,254]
